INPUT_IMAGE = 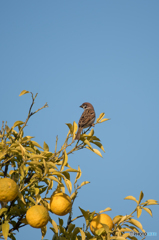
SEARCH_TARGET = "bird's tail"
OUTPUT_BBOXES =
[75,127,83,140]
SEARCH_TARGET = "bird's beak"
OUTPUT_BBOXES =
[79,105,83,108]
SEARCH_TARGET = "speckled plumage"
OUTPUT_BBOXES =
[75,102,96,140]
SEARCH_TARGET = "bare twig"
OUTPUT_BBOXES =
[16,92,48,139]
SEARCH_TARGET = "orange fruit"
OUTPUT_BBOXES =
[50,192,72,216]
[26,205,49,228]
[0,178,19,202]
[90,214,113,234]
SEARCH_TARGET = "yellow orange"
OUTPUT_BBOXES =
[50,192,72,216]
[90,214,113,234]
[26,205,49,228]
[0,178,19,202]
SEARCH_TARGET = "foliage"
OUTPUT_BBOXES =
[0,91,158,240]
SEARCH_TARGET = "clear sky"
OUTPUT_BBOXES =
[0,1,159,239]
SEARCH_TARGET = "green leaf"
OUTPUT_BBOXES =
[62,171,70,180]
[71,227,80,239]
[67,224,75,233]
[124,195,138,203]
[2,221,10,240]
[18,192,26,204]
[138,191,144,204]
[79,207,89,221]
[41,226,47,240]
[21,218,28,224]
[58,218,63,227]
[19,90,30,96]
[65,123,73,133]
[142,207,152,217]
[13,121,24,128]
[136,206,142,218]
[91,141,105,152]
[43,141,49,151]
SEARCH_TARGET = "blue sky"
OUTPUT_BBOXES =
[0,1,159,239]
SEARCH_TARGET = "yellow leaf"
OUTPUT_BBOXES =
[0,208,8,216]
[9,170,15,175]
[30,155,46,159]
[93,148,103,157]
[88,128,94,136]
[63,168,79,173]
[43,141,49,151]
[0,149,7,160]
[48,176,61,184]
[60,150,68,171]
[145,199,158,205]
[19,90,30,96]
[99,207,112,213]
[100,118,110,123]
[128,218,143,230]
[96,113,105,122]
[19,143,26,156]
[51,219,58,234]
[124,195,138,203]
[73,121,78,135]
[64,178,72,194]
[79,229,86,240]
[137,206,142,218]
[118,215,127,224]
[113,215,122,224]
[77,181,90,190]
[74,166,82,184]
[138,191,144,203]
[31,141,42,149]
[2,221,10,240]
[13,121,24,128]
[84,139,93,150]
[142,207,152,217]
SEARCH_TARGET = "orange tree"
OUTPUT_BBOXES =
[0,90,158,240]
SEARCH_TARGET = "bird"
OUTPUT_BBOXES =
[75,102,96,140]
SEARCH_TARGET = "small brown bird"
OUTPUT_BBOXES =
[75,102,96,140]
